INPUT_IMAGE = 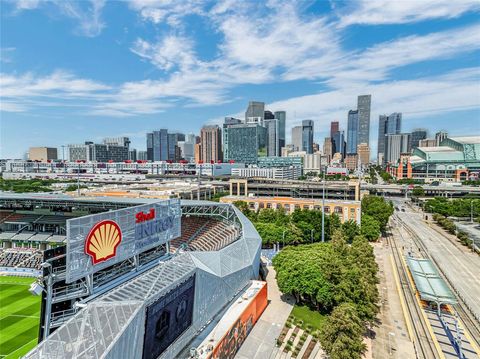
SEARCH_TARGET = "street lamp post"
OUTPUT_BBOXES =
[388,332,395,356]
[321,165,326,243]
[471,200,475,224]
[311,228,314,243]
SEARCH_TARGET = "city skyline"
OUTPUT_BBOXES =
[1,1,480,158]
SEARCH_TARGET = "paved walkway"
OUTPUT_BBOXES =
[235,265,294,359]
[372,242,416,359]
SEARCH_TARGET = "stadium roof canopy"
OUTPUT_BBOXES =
[448,136,480,145]
[406,257,456,304]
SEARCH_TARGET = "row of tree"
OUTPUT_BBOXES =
[234,195,393,245]
[425,197,480,219]
[0,178,56,193]
[234,200,385,245]
[273,232,379,359]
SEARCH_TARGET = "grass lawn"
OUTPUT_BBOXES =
[0,276,41,359]
[290,304,327,332]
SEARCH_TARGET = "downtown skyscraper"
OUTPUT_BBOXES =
[346,110,359,154]
[292,120,314,154]
[357,95,371,146]
[377,113,402,164]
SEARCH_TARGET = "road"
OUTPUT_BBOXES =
[391,198,480,322]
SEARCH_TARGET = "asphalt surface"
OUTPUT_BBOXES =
[392,199,480,322]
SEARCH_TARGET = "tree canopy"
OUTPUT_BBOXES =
[425,197,480,218]
[361,195,394,231]
[273,231,379,359]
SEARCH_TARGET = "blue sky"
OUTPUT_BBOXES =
[1,0,480,159]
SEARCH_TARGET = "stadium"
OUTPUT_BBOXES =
[0,193,264,359]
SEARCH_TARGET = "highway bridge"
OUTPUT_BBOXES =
[361,183,480,197]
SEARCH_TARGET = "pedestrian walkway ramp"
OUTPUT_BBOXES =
[406,257,457,305]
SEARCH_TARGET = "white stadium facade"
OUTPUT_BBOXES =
[0,193,263,359]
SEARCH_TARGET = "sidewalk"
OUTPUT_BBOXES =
[235,265,295,359]
[371,242,415,359]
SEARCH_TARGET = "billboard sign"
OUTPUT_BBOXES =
[142,274,195,359]
[66,199,181,283]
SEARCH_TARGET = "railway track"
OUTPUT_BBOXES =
[386,225,439,359]
[396,214,480,350]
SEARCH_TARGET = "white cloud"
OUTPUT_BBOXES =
[56,0,106,37]
[131,35,197,71]
[0,47,16,63]
[13,0,40,10]
[10,0,106,37]
[0,71,111,113]
[337,0,480,27]
[128,0,206,26]
[265,67,480,150]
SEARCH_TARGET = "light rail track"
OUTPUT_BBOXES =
[396,214,480,350]
[386,225,439,359]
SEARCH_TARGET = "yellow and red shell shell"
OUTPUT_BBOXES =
[85,220,122,264]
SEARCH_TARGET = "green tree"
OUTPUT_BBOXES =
[360,215,381,242]
[319,303,367,359]
[361,196,393,231]
[254,222,286,246]
[412,186,425,197]
[232,200,257,221]
[341,220,359,242]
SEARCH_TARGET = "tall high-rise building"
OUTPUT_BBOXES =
[357,95,371,146]
[385,133,411,164]
[265,118,280,156]
[291,121,314,154]
[178,133,196,162]
[292,126,303,152]
[224,123,267,164]
[302,120,314,154]
[330,121,339,137]
[167,133,179,161]
[377,113,402,163]
[264,110,275,119]
[194,143,202,163]
[245,101,265,124]
[411,129,427,150]
[346,110,359,154]
[223,117,242,160]
[435,130,448,146]
[332,131,345,158]
[200,125,222,163]
[146,129,169,161]
[323,137,333,163]
[274,111,286,150]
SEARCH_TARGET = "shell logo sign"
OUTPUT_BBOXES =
[85,220,122,265]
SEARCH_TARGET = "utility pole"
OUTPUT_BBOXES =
[471,200,474,224]
[77,164,80,196]
[321,165,326,243]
